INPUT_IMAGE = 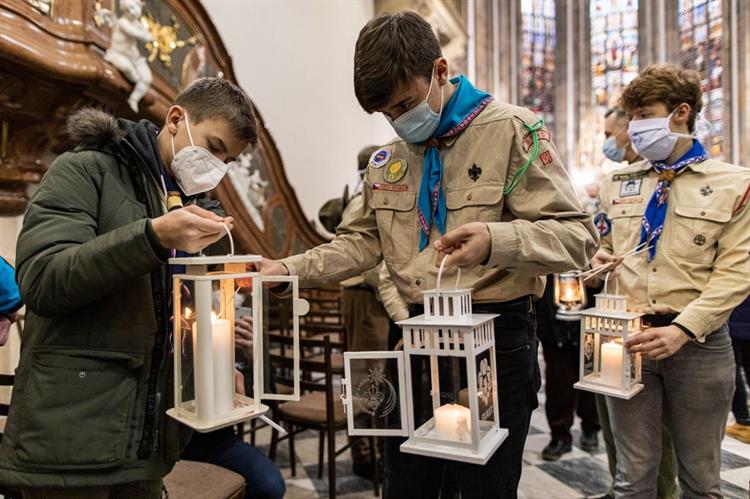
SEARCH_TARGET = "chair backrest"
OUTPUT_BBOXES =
[269,333,344,396]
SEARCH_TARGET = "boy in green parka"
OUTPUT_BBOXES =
[0,77,256,498]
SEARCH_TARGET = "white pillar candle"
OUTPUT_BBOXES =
[434,403,472,442]
[211,316,234,414]
[601,341,623,387]
[192,313,235,418]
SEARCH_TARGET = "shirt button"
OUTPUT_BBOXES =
[416,279,422,286]
[651,299,657,304]
[652,268,657,272]
[467,193,473,201]
[383,198,389,206]
[700,211,706,216]
[621,210,626,215]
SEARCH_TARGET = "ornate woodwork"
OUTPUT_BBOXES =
[0,0,324,256]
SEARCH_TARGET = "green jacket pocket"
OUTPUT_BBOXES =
[14,348,143,471]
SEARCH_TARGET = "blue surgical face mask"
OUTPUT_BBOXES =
[387,72,444,143]
[602,136,626,162]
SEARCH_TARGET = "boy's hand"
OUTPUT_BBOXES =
[151,205,234,253]
[234,369,246,396]
[625,325,690,360]
[433,222,491,268]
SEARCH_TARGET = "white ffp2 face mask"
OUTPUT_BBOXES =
[170,113,230,196]
[627,109,698,162]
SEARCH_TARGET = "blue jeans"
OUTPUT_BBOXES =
[382,300,540,499]
[606,325,735,499]
[181,428,285,499]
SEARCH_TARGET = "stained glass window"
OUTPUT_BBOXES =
[588,0,639,166]
[678,0,724,158]
[520,0,556,137]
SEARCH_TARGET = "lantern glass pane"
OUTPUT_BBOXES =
[474,347,496,428]
[582,331,597,380]
[265,290,306,397]
[175,276,237,419]
[347,356,406,432]
[410,353,472,443]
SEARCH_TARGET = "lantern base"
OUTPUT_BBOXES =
[167,395,270,433]
[400,426,508,465]
[555,309,583,321]
[574,379,644,400]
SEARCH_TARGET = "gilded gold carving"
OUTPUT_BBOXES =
[141,13,196,71]
[26,0,53,16]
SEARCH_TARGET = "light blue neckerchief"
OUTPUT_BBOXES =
[417,76,493,251]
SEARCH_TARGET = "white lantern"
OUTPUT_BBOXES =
[573,274,644,399]
[553,271,587,321]
[167,255,309,432]
[340,258,507,465]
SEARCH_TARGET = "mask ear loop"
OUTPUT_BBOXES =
[183,112,195,147]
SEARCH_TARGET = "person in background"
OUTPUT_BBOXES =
[593,106,679,499]
[726,295,750,443]
[0,257,22,346]
[593,64,750,498]
[537,278,600,460]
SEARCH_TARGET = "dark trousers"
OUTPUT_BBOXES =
[541,340,599,442]
[382,300,540,499]
[181,428,285,499]
[730,337,750,424]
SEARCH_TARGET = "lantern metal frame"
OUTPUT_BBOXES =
[167,255,309,433]
[554,271,587,321]
[573,274,644,399]
[341,259,507,465]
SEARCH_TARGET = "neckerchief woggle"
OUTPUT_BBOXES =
[417,76,493,251]
[640,139,708,261]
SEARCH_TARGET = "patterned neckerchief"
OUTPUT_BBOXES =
[640,140,708,261]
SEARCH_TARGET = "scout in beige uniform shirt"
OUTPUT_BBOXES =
[282,100,598,304]
[597,157,750,340]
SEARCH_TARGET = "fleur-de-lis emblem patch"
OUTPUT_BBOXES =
[468,163,482,182]
[700,185,713,197]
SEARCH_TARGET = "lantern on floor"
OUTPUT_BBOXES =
[341,258,507,465]
[574,274,644,399]
[168,254,309,432]
[554,271,587,321]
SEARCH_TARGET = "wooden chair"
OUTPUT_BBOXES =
[0,373,20,499]
[163,460,245,499]
[268,334,379,498]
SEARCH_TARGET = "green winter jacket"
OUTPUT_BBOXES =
[0,109,189,487]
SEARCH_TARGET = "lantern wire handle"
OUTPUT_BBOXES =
[221,222,235,256]
[436,254,461,290]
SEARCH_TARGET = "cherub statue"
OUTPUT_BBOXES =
[98,0,153,112]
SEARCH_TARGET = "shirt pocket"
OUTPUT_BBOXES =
[445,183,504,226]
[667,206,731,263]
[370,190,417,264]
[608,204,645,255]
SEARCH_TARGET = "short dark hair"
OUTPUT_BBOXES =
[354,11,442,113]
[619,64,703,132]
[175,78,258,147]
